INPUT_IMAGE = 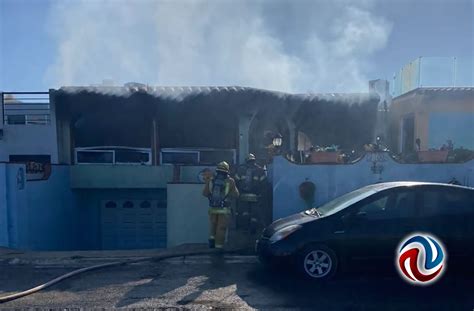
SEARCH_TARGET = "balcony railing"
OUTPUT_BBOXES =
[160,148,236,165]
[391,57,473,97]
[75,146,152,165]
[1,92,50,125]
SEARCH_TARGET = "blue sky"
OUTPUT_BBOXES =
[0,0,472,92]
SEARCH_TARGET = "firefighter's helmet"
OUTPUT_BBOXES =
[216,161,230,173]
[246,153,256,162]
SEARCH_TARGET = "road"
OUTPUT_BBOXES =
[1,254,473,310]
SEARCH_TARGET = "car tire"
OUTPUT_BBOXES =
[297,244,338,280]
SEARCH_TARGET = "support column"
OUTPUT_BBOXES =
[238,110,258,164]
[286,119,297,153]
[57,118,72,164]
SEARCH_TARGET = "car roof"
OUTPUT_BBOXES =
[363,181,473,192]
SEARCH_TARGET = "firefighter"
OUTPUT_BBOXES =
[234,153,267,234]
[202,161,239,249]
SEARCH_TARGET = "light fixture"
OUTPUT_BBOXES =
[272,134,283,147]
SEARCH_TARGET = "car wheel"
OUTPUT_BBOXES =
[297,244,338,280]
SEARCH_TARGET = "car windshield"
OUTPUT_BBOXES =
[307,186,381,217]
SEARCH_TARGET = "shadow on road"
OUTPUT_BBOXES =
[113,255,474,310]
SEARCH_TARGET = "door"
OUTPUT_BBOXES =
[101,199,167,250]
[418,187,474,258]
[342,188,419,261]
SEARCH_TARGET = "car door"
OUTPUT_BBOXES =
[418,186,474,258]
[341,187,419,261]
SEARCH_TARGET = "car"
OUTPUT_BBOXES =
[256,182,474,280]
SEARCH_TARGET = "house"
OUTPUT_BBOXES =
[1,80,472,251]
[0,85,380,251]
[388,57,473,159]
[389,87,474,154]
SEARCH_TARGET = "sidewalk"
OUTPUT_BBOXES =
[0,244,214,267]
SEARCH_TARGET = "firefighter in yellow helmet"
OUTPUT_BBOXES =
[202,161,239,249]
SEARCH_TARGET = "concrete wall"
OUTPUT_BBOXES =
[179,165,216,183]
[0,125,59,163]
[272,154,474,220]
[0,164,79,250]
[390,89,474,152]
[0,164,7,246]
[70,165,174,188]
[0,163,29,249]
[26,166,79,250]
[428,112,474,149]
[0,93,58,163]
[167,183,209,247]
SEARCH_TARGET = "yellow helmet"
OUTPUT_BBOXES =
[246,153,256,162]
[216,161,230,173]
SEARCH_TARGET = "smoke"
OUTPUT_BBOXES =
[46,0,391,93]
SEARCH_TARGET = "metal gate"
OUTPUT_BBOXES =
[100,199,167,249]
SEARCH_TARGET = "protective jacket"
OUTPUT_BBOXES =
[235,163,267,195]
[203,174,239,214]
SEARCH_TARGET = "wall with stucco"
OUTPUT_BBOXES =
[0,163,29,249]
[0,164,8,246]
[26,166,79,250]
[167,183,209,247]
[0,164,79,250]
[0,125,59,163]
[389,89,474,152]
[428,112,474,149]
[272,154,474,220]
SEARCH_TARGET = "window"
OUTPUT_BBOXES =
[358,195,390,220]
[357,190,416,220]
[161,151,199,165]
[422,188,474,216]
[391,191,417,218]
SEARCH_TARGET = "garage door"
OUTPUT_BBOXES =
[100,199,167,249]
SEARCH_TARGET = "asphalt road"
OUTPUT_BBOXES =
[1,255,473,310]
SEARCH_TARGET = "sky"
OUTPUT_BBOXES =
[0,0,472,93]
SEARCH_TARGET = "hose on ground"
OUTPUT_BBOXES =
[0,248,247,304]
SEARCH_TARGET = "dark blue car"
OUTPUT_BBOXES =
[256,182,474,280]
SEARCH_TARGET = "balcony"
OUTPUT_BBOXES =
[2,92,51,125]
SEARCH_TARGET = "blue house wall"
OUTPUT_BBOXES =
[26,166,80,250]
[2,156,474,250]
[0,163,80,250]
[272,153,474,220]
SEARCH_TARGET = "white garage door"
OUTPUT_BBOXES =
[100,199,167,249]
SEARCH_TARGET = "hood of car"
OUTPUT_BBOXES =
[262,212,315,238]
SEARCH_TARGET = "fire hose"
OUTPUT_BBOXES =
[0,248,246,304]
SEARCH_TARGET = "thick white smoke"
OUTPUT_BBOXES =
[46,0,391,93]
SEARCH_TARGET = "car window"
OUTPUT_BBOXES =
[315,187,378,217]
[358,196,389,215]
[358,190,416,220]
[391,191,417,218]
[421,188,474,216]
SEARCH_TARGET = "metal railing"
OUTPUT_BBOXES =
[160,148,236,165]
[74,146,152,165]
[1,92,50,125]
